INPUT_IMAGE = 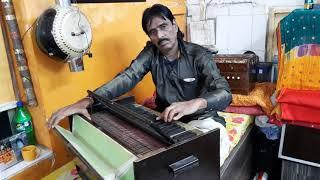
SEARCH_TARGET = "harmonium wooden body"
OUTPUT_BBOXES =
[54,91,220,180]
[213,54,258,95]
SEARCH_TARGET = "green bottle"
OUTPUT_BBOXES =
[15,101,36,145]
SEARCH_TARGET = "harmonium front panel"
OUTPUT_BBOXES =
[55,95,220,180]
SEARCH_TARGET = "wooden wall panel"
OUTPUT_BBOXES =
[0,17,15,105]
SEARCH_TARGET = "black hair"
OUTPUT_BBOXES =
[142,4,184,40]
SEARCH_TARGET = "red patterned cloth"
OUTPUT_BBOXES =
[277,88,320,124]
[224,106,265,116]
[142,92,157,110]
[268,115,283,126]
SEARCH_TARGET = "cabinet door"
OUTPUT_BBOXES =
[0,21,15,107]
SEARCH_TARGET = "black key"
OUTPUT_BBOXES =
[166,127,185,137]
[161,125,184,135]
[154,122,172,130]
[172,131,196,142]
[151,120,165,125]
[150,122,164,130]
[144,114,158,120]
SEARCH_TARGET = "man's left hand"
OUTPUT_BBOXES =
[157,98,207,122]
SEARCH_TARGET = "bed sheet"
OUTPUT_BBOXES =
[218,112,254,150]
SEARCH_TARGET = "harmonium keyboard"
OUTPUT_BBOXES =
[54,91,220,180]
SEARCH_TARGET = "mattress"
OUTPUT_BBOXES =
[218,112,254,150]
[218,112,255,180]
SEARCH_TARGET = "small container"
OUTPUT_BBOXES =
[313,4,320,9]
[256,62,272,82]
[21,145,38,161]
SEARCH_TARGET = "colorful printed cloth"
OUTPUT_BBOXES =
[218,112,254,149]
[276,9,320,91]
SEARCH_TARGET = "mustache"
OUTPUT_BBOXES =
[158,38,170,46]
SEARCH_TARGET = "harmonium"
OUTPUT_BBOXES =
[54,91,220,180]
[213,54,258,95]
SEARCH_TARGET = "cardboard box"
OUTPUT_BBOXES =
[0,132,28,171]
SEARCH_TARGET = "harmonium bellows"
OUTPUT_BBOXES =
[213,54,258,95]
[54,91,220,180]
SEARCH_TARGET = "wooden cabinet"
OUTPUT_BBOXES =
[214,54,258,95]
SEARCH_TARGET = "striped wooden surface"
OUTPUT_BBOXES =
[281,160,320,180]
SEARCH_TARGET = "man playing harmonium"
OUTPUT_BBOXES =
[48,3,232,163]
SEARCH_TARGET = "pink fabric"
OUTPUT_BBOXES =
[224,106,265,116]
[142,92,157,110]
[268,115,283,126]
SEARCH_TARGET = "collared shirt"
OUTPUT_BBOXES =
[94,40,232,125]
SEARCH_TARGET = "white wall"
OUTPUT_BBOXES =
[187,0,304,61]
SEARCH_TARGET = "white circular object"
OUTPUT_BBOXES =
[52,6,92,59]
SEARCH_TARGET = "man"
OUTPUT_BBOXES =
[48,4,231,163]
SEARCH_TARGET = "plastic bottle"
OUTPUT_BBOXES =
[305,0,314,9]
[15,101,36,145]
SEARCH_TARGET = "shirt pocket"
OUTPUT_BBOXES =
[179,77,199,100]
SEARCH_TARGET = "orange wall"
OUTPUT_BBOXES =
[0,18,15,104]
[9,0,186,177]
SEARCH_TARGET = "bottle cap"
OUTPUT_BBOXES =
[16,101,24,107]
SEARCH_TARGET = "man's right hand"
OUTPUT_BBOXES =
[47,97,93,129]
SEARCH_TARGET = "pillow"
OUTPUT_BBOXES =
[224,105,265,116]
[231,82,276,115]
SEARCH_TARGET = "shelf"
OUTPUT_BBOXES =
[0,145,53,179]
[0,101,17,113]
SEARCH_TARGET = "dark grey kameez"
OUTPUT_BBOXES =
[94,41,232,126]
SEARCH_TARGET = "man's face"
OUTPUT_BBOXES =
[146,16,178,53]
